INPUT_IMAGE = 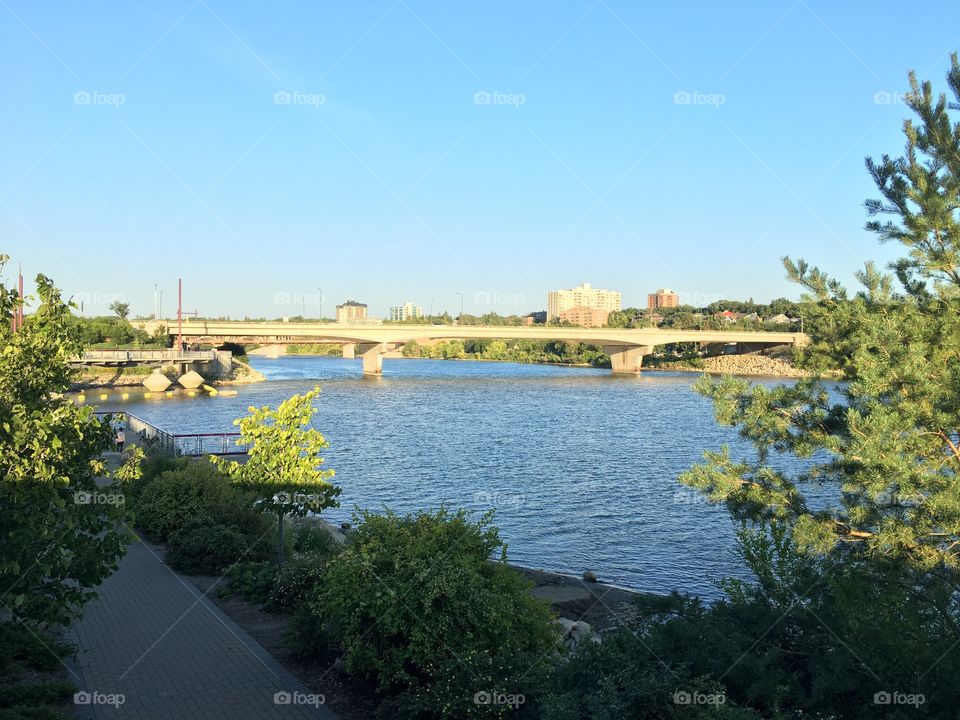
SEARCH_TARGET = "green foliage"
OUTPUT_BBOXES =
[0,259,136,627]
[402,338,610,367]
[134,462,270,543]
[108,301,129,320]
[292,521,340,556]
[221,561,278,603]
[268,551,331,612]
[167,524,253,575]
[0,622,75,720]
[212,388,340,565]
[303,507,556,719]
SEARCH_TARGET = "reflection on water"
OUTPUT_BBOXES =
[95,356,824,598]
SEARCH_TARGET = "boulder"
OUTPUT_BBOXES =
[555,617,597,652]
[582,570,598,583]
[178,370,205,389]
[142,371,172,392]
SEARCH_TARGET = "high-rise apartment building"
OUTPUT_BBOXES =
[335,300,367,323]
[546,282,621,321]
[647,288,680,310]
[389,302,423,322]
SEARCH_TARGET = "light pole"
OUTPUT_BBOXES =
[318,288,322,321]
[456,292,463,323]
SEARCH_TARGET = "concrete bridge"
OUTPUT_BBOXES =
[137,320,807,375]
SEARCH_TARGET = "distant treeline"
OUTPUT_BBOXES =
[401,339,610,367]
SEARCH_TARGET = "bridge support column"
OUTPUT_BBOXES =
[357,343,393,375]
[342,343,356,359]
[604,345,653,374]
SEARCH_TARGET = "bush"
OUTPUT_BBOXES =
[0,622,76,720]
[166,524,251,575]
[221,561,278,603]
[300,507,556,719]
[134,462,270,543]
[269,552,329,613]
[292,521,340,557]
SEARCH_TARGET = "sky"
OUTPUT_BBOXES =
[2,1,958,319]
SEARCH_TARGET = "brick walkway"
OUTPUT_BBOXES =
[67,536,335,719]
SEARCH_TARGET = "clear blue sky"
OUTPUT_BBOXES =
[2,1,957,318]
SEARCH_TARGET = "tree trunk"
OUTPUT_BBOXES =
[277,511,285,566]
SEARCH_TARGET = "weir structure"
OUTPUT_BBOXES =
[137,320,808,376]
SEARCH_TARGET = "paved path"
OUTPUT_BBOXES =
[67,537,335,719]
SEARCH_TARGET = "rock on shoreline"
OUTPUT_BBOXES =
[651,352,810,378]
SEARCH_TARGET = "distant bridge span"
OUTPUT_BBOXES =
[138,320,807,375]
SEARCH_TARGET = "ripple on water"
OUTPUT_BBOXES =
[103,357,835,599]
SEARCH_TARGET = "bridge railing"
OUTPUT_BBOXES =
[81,350,214,362]
[93,410,246,457]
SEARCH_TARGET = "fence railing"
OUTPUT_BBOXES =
[94,410,246,457]
[81,350,214,362]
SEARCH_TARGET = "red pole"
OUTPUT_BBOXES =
[177,278,183,352]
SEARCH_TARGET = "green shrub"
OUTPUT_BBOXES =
[134,462,270,542]
[221,561,277,603]
[292,521,340,557]
[302,507,556,719]
[268,551,329,612]
[166,524,251,575]
[0,623,75,720]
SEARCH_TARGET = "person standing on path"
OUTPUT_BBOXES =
[115,428,125,453]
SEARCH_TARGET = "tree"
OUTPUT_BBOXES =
[0,257,137,626]
[109,300,130,320]
[681,57,960,586]
[212,387,340,565]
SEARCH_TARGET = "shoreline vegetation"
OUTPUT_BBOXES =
[69,356,266,390]
[283,340,809,378]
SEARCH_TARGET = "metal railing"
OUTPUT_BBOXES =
[94,410,246,457]
[80,350,215,362]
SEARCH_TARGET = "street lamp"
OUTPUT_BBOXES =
[456,292,464,323]
[318,288,322,321]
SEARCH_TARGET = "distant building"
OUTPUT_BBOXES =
[522,310,548,326]
[766,313,793,325]
[335,300,367,323]
[547,282,621,322]
[647,288,680,310]
[389,302,423,322]
[559,306,610,327]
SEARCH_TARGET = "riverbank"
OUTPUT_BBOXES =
[69,357,266,390]
[646,352,811,378]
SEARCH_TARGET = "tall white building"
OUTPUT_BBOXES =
[547,282,621,321]
[389,302,423,321]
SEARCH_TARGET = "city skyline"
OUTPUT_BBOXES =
[4,2,957,316]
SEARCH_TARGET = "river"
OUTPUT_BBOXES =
[105,356,825,598]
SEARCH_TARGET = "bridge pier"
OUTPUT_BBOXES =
[342,343,356,359]
[604,345,653,374]
[357,342,395,375]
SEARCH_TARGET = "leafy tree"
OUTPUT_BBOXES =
[0,257,136,626]
[108,300,130,320]
[212,387,340,565]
